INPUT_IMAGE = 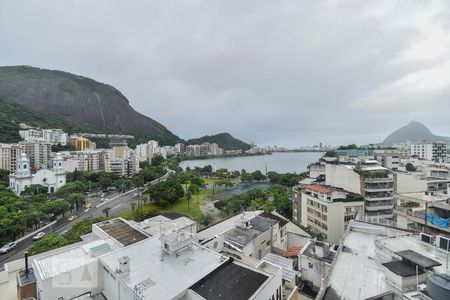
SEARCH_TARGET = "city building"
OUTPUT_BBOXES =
[411,141,447,162]
[395,171,450,193]
[59,150,104,173]
[19,128,68,145]
[394,191,450,237]
[316,219,450,300]
[307,162,326,179]
[69,136,96,151]
[325,162,395,219]
[18,140,52,170]
[297,184,364,243]
[9,153,66,196]
[298,240,337,295]
[10,217,283,300]
[0,143,20,173]
[373,149,401,170]
[103,147,139,177]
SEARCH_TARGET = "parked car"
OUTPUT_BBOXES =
[32,232,46,241]
[86,203,92,208]
[0,242,16,254]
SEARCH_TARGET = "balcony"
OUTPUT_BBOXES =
[364,178,393,183]
[365,204,394,211]
[364,184,394,192]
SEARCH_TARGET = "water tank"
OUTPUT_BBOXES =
[427,273,450,300]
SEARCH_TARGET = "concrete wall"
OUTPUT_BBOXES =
[395,173,427,193]
[37,260,99,300]
[325,164,361,194]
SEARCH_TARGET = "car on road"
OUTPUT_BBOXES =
[0,242,16,254]
[59,229,69,236]
[86,203,92,208]
[32,232,46,241]
[68,215,77,221]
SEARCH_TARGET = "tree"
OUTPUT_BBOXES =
[66,193,85,211]
[251,170,266,181]
[185,191,192,211]
[0,169,10,186]
[240,173,254,182]
[406,162,417,172]
[188,184,201,203]
[130,202,136,211]
[28,233,67,256]
[191,176,205,188]
[198,214,213,226]
[102,207,111,218]
[323,150,337,157]
[22,184,48,196]
[39,200,70,218]
[151,155,164,166]
[98,176,113,191]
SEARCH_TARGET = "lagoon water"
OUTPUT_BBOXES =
[180,152,324,173]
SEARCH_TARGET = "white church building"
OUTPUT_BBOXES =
[9,153,66,196]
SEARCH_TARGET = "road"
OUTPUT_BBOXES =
[0,167,175,269]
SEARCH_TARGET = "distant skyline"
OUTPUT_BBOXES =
[1,1,450,147]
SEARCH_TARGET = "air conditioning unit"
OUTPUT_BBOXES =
[436,235,450,251]
[420,232,432,244]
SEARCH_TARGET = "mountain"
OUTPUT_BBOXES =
[0,66,180,145]
[187,133,250,150]
[381,121,450,145]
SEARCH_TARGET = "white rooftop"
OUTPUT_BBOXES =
[137,215,196,236]
[196,210,262,241]
[100,236,227,300]
[322,221,450,300]
[34,239,114,280]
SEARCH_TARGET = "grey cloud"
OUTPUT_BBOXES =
[1,0,450,147]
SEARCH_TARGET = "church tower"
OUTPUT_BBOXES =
[16,153,31,178]
[52,153,64,174]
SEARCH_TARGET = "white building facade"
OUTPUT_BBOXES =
[9,153,66,196]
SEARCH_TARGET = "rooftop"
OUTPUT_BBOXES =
[96,218,148,246]
[100,236,227,300]
[395,250,441,268]
[224,226,262,247]
[249,215,278,232]
[138,215,195,236]
[190,259,269,300]
[301,240,336,264]
[382,261,425,277]
[303,184,334,194]
[259,211,289,227]
[321,221,450,300]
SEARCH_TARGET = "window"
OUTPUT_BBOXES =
[308,262,313,269]
[346,207,352,212]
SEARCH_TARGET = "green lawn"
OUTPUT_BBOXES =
[117,188,213,220]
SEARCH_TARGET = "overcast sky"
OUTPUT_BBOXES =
[1,1,450,147]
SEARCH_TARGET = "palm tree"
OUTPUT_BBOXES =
[189,184,201,204]
[185,191,192,212]
[102,207,111,218]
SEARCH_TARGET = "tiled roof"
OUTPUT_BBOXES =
[303,185,334,194]
[283,246,302,257]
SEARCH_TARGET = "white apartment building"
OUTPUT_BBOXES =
[411,141,447,162]
[104,147,139,177]
[18,140,52,170]
[373,149,401,170]
[19,128,68,145]
[299,185,364,244]
[59,150,103,173]
[24,217,283,300]
[0,143,20,173]
[325,163,395,219]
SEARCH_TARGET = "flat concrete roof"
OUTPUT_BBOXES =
[138,215,195,236]
[323,221,450,300]
[96,218,148,246]
[100,236,227,300]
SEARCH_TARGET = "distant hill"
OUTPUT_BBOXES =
[0,66,251,150]
[187,133,250,150]
[381,121,450,145]
[0,66,180,145]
